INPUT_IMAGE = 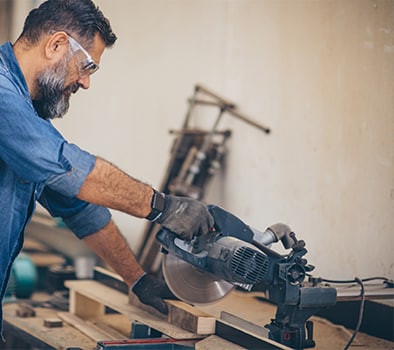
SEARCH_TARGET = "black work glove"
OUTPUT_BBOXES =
[131,273,175,315]
[155,194,214,241]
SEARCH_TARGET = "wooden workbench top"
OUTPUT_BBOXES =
[3,281,393,350]
[3,303,96,350]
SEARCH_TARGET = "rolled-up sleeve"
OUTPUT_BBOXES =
[45,142,96,197]
[39,186,112,238]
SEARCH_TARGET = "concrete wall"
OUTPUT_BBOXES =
[10,0,394,281]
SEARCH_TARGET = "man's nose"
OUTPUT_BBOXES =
[78,75,90,89]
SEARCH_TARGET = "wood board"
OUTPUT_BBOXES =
[65,279,202,340]
[195,335,247,350]
[166,300,216,335]
[2,303,96,350]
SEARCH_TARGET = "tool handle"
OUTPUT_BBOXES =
[156,228,208,269]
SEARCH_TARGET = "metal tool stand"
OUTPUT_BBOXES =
[137,84,270,273]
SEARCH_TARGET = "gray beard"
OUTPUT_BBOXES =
[32,55,80,120]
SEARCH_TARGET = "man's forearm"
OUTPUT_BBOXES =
[77,157,153,218]
[83,219,144,287]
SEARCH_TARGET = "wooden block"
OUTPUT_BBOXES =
[43,317,63,328]
[69,287,105,318]
[166,300,216,335]
[16,303,36,318]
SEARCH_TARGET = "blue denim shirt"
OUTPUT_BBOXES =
[0,42,112,338]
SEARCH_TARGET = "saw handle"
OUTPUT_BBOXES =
[156,229,208,269]
[206,205,255,243]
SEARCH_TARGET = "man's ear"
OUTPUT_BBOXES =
[44,31,69,60]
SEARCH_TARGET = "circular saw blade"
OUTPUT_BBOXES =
[162,252,234,305]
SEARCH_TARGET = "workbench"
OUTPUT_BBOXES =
[2,303,96,349]
[2,280,393,350]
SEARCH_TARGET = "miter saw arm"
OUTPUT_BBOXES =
[156,205,313,291]
[156,205,336,349]
[156,205,285,291]
[157,230,272,289]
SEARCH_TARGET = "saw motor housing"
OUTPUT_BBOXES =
[206,236,269,286]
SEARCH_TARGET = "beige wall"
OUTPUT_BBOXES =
[10,0,394,280]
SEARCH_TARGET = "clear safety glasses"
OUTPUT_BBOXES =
[68,35,99,76]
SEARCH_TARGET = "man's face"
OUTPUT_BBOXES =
[32,33,105,120]
[32,50,79,120]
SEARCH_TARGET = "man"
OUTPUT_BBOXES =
[0,0,214,340]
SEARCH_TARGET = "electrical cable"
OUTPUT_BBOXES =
[306,274,388,350]
[343,277,365,350]
[317,276,390,285]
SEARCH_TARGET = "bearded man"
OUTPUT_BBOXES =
[0,0,214,341]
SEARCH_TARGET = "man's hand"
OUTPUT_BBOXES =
[155,195,214,241]
[131,274,175,314]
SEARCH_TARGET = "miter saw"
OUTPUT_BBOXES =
[156,205,337,350]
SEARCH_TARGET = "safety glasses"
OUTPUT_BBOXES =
[68,35,99,76]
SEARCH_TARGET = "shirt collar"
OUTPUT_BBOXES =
[0,41,30,98]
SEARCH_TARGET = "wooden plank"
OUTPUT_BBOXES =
[23,237,50,252]
[94,313,131,337]
[166,300,216,335]
[57,312,112,342]
[220,311,269,338]
[196,335,246,350]
[89,320,127,339]
[27,252,66,267]
[65,280,202,339]
[94,266,129,294]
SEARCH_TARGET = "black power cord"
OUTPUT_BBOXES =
[343,277,365,350]
[307,275,392,350]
